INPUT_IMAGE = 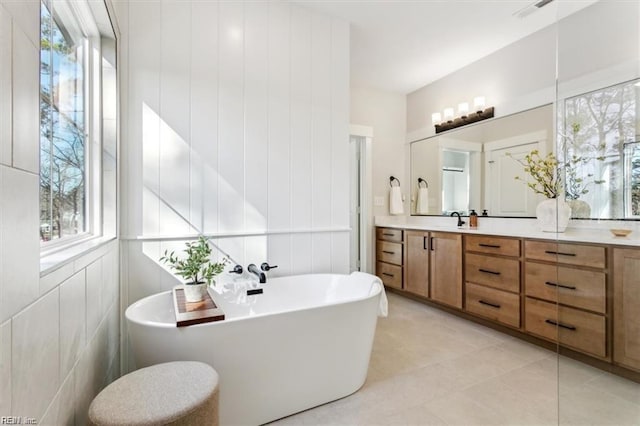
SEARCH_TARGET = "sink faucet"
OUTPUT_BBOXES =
[247,263,266,284]
[451,211,466,227]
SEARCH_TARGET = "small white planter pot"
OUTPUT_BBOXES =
[184,283,208,302]
[536,198,572,232]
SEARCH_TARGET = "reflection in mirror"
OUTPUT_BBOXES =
[560,78,640,219]
[410,104,552,216]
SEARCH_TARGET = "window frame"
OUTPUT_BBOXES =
[39,0,104,254]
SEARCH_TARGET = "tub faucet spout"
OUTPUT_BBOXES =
[248,263,267,284]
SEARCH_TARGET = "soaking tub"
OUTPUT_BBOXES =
[125,272,386,425]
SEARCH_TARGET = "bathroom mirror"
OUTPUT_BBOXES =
[410,104,553,217]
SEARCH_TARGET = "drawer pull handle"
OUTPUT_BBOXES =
[545,281,577,290]
[479,268,501,275]
[545,319,576,331]
[382,272,394,277]
[479,300,501,309]
[383,233,395,236]
[544,250,576,257]
[479,243,501,248]
[382,250,395,255]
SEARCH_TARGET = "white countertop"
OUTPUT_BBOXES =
[375,216,640,247]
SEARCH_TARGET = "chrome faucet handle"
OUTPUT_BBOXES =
[261,262,278,272]
[229,264,243,274]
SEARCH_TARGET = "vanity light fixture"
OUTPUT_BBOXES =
[433,96,494,134]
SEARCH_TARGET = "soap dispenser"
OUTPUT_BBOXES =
[469,209,478,228]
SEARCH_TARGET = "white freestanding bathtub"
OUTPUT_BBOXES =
[125,272,385,426]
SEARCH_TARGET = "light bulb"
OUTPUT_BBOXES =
[458,102,469,118]
[431,112,442,125]
[443,107,454,122]
[474,96,486,112]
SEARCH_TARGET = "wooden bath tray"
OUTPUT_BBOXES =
[172,286,225,327]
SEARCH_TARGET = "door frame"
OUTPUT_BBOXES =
[350,125,373,273]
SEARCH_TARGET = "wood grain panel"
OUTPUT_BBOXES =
[376,228,403,243]
[525,240,605,269]
[465,283,520,328]
[465,235,520,257]
[525,261,605,313]
[376,241,403,266]
[465,253,520,293]
[613,248,640,371]
[405,231,429,297]
[376,261,402,290]
[430,232,462,309]
[525,297,606,358]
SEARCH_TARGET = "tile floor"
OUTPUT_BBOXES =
[272,292,640,425]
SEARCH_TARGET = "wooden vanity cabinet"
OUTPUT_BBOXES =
[429,232,463,309]
[464,235,521,328]
[524,240,608,360]
[613,248,640,372]
[375,228,404,290]
[405,230,430,297]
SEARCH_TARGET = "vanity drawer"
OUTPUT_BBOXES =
[525,240,605,269]
[377,241,403,265]
[465,235,520,257]
[465,253,520,293]
[376,228,403,243]
[525,298,606,358]
[465,283,520,328]
[376,261,402,289]
[525,262,606,313]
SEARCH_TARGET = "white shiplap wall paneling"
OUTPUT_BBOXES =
[290,233,312,276]
[290,7,313,231]
[312,233,332,273]
[190,1,219,235]
[267,234,292,277]
[267,2,291,232]
[129,1,161,237]
[310,14,332,230]
[330,19,350,230]
[159,0,193,236]
[218,2,246,234]
[244,2,269,233]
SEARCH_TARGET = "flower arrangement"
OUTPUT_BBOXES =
[160,236,228,285]
[509,149,562,199]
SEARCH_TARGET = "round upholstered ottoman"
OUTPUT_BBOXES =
[88,361,219,426]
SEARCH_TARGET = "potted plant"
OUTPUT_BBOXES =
[510,149,572,232]
[160,236,228,302]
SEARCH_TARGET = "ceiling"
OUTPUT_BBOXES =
[296,0,598,94]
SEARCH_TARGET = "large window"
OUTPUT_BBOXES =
[40,1,88,242]
[39,0,119,248]
[560,79,640,219]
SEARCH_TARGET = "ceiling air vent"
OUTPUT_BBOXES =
[513,0,555,19]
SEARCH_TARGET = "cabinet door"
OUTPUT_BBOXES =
[405,230,429,297]
[430,232,462,308]
[613,248,640,371]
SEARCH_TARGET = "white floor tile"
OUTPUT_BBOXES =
[270,292,640,426]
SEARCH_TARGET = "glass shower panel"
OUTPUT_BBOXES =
[556,1,640,424]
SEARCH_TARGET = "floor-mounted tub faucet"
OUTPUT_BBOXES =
[451,211,465,227]
[248,263,267,284]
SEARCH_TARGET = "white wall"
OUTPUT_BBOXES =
[116,0,350,323]
[0,1,120,423]
[407,1,640,140]
[350,87,408,217]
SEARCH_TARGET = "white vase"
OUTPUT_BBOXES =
[184,283,208,302]
[536,198,572,232]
